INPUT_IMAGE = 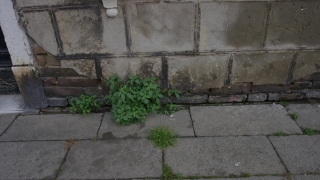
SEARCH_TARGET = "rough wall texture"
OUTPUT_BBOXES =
[12,0,320,106]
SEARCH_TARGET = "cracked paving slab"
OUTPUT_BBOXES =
[165,136,286,177]
[191,105,302,136]
[0,114,17,135]
[0,113,103,141]
[286,104,320,130]
[57,139,162,179]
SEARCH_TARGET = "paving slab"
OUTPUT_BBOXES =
[0,114,17,135]
[165,136,286,177]
[269,135,320,174]
[98,110,194,139]
[292,175,320,180]
[58,139,162,179]
[286,104,320,130]
[191,105,302,136]
[0,113,103,141]
[198,177,286,180]
[0,141,66,179]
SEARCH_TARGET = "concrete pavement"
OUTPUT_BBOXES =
[0,103,319,179]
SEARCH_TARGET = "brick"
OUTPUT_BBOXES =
[252,84,290,93]
[38,68,79,78]
[41,77,57,86]
[36,55,46,66]
[84,87,102,95]
[48,97,68,107]
[232,52,294,85]
[169,95,208,104]
[199,2,267,51]
[210,83,251,95]
[32,43,47,55]
[248,93,268,102]
[127,2,194,52]
[291,81,312,90]
[305,90,320,99]
[293,52,320,81]
[46,54,61,66]
[61,59,97,79]
[57,77,98,87]
[268,93,304,101]
[312,81,320,89]
[44,87,84,97]
[208,95,247,103]
[188,89,210,95]
[266,2,320,49]
[168,55,229,90]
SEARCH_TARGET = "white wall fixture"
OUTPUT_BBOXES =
[102,0,118,17]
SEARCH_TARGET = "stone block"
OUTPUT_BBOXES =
[268,93,304,101]
[58,139,162,179]
[15,0,100,7]
[169,95,208,104]
[269,135,320,174]
[293,52,320,81]
[100,57,162,80]
[199,2,267,51]
[165,137,286,177]
[210,83,251,95]
[208,95,247,103]
[55,7,127,55]
[61,59,97,79]
[0,114,17,135]
[0,142,66,179]
[191,105,302,136]
[46,54,61,66]
[41,77,57,86]
[21,11,58,55]
[38,67,80,78]
[291,81,312,90]
[0,113,103,141]
[312,81,320,89]
[57,77,98,87]
[126,2,194,52]
[287,104,320,131]
[84,87,102,95]
[231,52,294,85]
[248,93,267,102]
[305,90,320,99]
[168,55,229,90]
[266,2,320,49]
[44,87,84,97]
[48,97,68,107]
[252,84,290,93]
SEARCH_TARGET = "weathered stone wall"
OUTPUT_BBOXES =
[12,0,320,106]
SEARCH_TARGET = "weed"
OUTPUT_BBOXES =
[65,138,77,151]
[302,128,319,136]
[157,103,183,115]
[70,94,103,115]
[147,126,178,150]
[168,89,181,99]
[288,113,298,121]
[279,101,289,107]
[229,174,238,178]
[162,163,182,180]
[272,132,289,136]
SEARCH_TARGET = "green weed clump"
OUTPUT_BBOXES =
[272,132,289,136]
[302,128,319,136]
[162,163,182,180]
[289,113,298,121]
[70,94,103,115]
[147,126,178,150]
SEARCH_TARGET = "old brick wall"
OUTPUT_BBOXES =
[13,0,320,106]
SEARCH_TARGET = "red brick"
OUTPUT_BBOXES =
[268,93,304,101]
[291,81,312,90]
[38,68,79,77]
[210,83,251,95]
[46,54,61,66]
[36,55,46,66]
[252,84,290,93]
[58,77,98,87]
[208,95,247,103]
[32,43,47,55]
[44,87,84,97]
[41,77,57,86]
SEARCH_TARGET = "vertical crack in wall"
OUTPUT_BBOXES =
[224,54,233,85]
[49,9,64,56]
[161,56,168,89]
[193,3,200,55]
[286,51,300,84]
[123,2,132,56]
[262,2,272,48]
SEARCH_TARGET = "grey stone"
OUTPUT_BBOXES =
[55,7,127,55]
[312,81,320,89]
[231,52,294,85]
[305,90,320,98]
[199,2,267,51]
[0,113,103,141]
[291,81,312,90]
[199,177,286,180]
[287,104,320,130]
[98,111,194,139]
[269,135,320,174]
[266,2,320,49]
[21,11,58,55]
[165,136,286,177]
[292,175,320,180]
[248,93,268,102]
[126,2,194,52]
[0,114,17,135]
[168,55,229,90]
[61,59,97,79]
[191,105,302,136]
[293,52,320,81]
[0,141,66,179]
[268,93,304,101]
[170,95,208,104]
[48,97,68,107]
[15,0,100,7]
[100,57,162,81]
[58,139,162,179]
[208,95,247,103]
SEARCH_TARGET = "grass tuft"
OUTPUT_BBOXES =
[162,163,182,180]
[288,113,298,121]
[147,126,178,150]
[272,132,289,136]
[279,101,289,107]
[302,128,319,136]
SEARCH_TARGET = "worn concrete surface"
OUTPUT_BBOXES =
[167,55,229,90]
[0,141,66,179]
[191,105,302,136]
[98,111,194,139]
[0,113,103,141]
[292,175,320,180]
[165,136,286,177]
[0,114,17,135]
[61,59,97,79]
[202,177,286,180]
[293,52,320,81]
[269,135,320,174]
[58,139,162,179]
[286,104,320,130]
